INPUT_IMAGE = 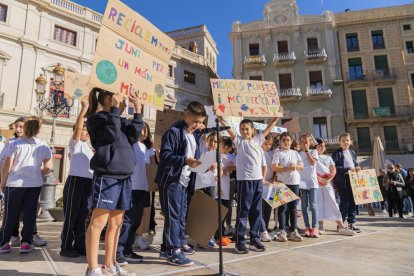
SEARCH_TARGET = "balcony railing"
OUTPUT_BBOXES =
[373,43,386,50]
[279,88,302,101]
[354,139,407,153]
[243,55,267,67]
[306,86,332,99]
[273,52,296,66]
[346,105,413,121]
[304,48,327,63]
[48,0,102,23]
[346,72,370,82]
[372,68,398,83]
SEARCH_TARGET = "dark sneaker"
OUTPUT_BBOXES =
[60,249,79,258]
[166,249,194,267]
[348,224,361,233]
[124,252,143,263]
[116,254,128,266]
[0,243,11,254]
[234,243,249,254]
[74,245,86,256]
[159,250,167,260]
[249,241,266,252]
[181,244,195,255]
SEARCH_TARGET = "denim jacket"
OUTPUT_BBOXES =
[332,148,359,189]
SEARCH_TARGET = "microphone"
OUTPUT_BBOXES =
[201,126,231,134]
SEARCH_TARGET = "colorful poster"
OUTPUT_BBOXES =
[90,0,175,110]
[210,79,283,118]
[64,71,91,100]
[262,182,299,209]
[348,169,384,205]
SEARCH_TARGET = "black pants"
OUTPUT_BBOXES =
[278,185,299,231]
[262,200,272,231]
[214,199,231,239]
[387,189,404,218]
[149,192,156,231]
[60,176,92,251]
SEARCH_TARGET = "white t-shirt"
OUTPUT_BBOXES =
[234,133,265,181]
[0,142,4,155]
[219,153,235,200]
[272,149,302,185]
[179,130,197,187]
[316,154,335,188]
[0,137,18,169]
[343,150,355,169]
[4,137,52,188]
[264,150,274,182]
[131,142,154,191]
[299,150,319,190]
[68,139,94,179]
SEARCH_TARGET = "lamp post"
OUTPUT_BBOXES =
[35,63,72,219]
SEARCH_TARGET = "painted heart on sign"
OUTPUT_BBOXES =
[241,104,249,111]
[250,109,254,115]
[218,104,226,113]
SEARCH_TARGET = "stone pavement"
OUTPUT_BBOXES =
[0,210,413,276]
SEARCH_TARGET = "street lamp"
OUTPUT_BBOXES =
[35,63,73,219]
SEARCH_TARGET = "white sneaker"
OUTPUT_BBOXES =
[10,236,20,247]
[276,230,288,242]
[260,231,272,242]
[133,236,149,250]
[85,266,111,276]
[224,225,235,236]
[338,227,356,236]
[32,234,47,246]
[106,262,136,276]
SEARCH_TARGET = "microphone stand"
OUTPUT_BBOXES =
[215,117,224,276]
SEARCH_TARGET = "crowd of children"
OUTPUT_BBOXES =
[0,93,412,275]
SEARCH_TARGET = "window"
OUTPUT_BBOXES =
[384,126,399,151]
[0,4,7,22]
[371,30,385,49]
[352,90,369,119]
[313,117,327,139]
[277,41,289,53]
[278,73,292,89]
[249,75,262,81]
[348,58,363,81]
[406,41,414,54]
[249,43,260,56]
[54,26,77,46]
[168,65,173,78]
[403,24,411,31]
[411,73,414,87]
[307,38,319,52]
[356,128,372,152]
[183,70,195,84]
[309,71,323,87]
[374,55,390,76]
[377,88,395,116]
[53,147,65,184]
[346,33,359,52]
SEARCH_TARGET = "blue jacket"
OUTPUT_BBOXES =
[87,107,144,178]
[332,148,359,189]
[155,120,201,190]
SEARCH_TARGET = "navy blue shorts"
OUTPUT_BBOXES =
[92,175,132,211]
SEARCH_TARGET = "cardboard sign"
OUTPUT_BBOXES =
[90,0,175,110]
[145,163,158,192]
[154,109,183,149]
[262,182,299,209]
[0,129,15,140]
[64,71,91,100]
[282,117,301,135]
[186,191,228,248]
[348,169,384,205]
[210,79,283,118]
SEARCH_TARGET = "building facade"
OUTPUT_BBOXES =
[230,0,346,142]
[0,0,218,191]
[334,5,414,154]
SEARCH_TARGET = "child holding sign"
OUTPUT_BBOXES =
[218,116,279,254]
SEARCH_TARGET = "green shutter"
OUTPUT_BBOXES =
[352,90,369,119]
[384,126,399,151]
[348,58,362,66]
[377,88,395,115]
[357,127,372,152]
[374,55,389,71]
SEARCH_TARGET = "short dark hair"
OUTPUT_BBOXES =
[264,134,273,141]
[220,136,233,148]
[184,101,206,117]
[239,119,254,128]
[315,138,324,145]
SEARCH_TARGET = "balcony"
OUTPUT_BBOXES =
[273,52,296,66]
[346,72,370,88]
[372,68,398,85]
[244,55,267,68]
[304,48,327,64]
[278,88,302,102]
[346,105,413,124]
[306,86,332,100]
[354,139,407,154]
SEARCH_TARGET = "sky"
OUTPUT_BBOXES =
[73,0,414,78]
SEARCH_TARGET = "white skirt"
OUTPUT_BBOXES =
[317,184,342,221]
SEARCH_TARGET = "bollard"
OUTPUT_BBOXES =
[38,171,56,220]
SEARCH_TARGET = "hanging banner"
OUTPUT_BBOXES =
[210,79,283,118]
[64,71,91,100]
[90,0,175,110]
[348,169,384,205]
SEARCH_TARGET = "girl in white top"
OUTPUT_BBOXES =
[0,116,52,254]
[60,98,94,257]
[314,139,355,236]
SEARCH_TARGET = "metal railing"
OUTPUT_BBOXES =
[346,105,413,120]
[354,139,407,153]
[304,48,327,60]
[273,52,296,63]
[372,68,398,81]
[244,55,267,65]
[346,71,370,82]
[279,88,302,98]
[306,86,332,97]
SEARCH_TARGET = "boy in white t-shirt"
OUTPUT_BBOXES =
[218,116,279,254]
[298,134,319,238]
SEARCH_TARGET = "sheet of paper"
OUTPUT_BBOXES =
[189,150,217,173]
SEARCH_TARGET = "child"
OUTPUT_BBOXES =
[0,116,52,254]
[383,164,405,218]
[116,122,152,265]
[221,137,236,236]
[298,134,319,238]
[218,116,279,254]
[314,139,355,236]
[85,88,143,276]
[155,101,205,266]
[332,133,361,233]
[60,97,94,258]
[272,132,303,242]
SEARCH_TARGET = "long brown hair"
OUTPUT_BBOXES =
[24,116,42,138]
[85,88,112,117]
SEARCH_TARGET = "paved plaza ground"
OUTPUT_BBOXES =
[0,209,413,276]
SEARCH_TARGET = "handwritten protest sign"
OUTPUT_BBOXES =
[348,169,384,205]
[90,0,175,110]
[64,71,91,100]
[223,116,286,136]
[210,79,283,118]
[154,109,183,149]
[262,182,299,209]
